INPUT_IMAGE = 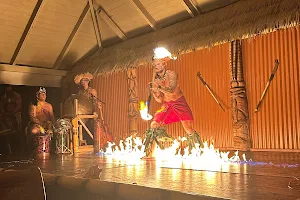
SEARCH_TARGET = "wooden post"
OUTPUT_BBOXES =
[72,99,79,153]
[127,67,139,136]
[79,125,83,143]
[93,107,101,154]
[229,40,251,151]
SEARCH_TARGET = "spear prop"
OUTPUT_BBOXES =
[255,59,280,112]
[197,72,225,112]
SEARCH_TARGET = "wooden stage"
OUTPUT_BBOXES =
[0,148,299,200]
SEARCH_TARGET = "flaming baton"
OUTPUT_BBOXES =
[139,101,153,120]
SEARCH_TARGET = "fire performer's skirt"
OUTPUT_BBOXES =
[153,96,194,124]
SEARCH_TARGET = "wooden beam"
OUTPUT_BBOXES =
[0,64,67,87]
[10,0,46,65]
[98,8,127,40]
[54,3,90,70]
[180,0,200,17]
[88,0,102,49]
[129,0,157,30]
[0,64,68,76]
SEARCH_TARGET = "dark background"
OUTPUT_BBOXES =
[0,84,62,154]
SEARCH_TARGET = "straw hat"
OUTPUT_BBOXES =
[74,73,93,85]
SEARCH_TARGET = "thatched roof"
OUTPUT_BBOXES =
[68,0,300,79]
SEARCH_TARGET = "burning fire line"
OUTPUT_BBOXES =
[102,135,247,166]
[96,101,247,166]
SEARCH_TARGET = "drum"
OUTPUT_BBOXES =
[63,94,93,118]
[34,134,51,154]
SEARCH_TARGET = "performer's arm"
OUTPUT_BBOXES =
[13,93,22,113]
[157,71,178,94]
[90,89,103,108]
[90,89,97,98]
[152,90,163,103]
[28,104,42,125]
[49,104,56,125]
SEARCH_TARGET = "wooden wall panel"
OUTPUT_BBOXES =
[92,72,129,142]
[242,26,300,149]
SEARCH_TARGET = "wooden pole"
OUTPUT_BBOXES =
[127,67,139,136]
[229,40,251,151]
[72,99,79,153]
[79,125,83,143]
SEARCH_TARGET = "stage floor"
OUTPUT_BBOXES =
[0,149,300,200]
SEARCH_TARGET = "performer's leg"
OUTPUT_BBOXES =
[150,121,160,129]
[181,120,203,151]
[143,104,169,158]
[145,121,159,157]
[181,120,194,134]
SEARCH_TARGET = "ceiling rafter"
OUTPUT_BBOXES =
[53,3,90,70]
[180,0,200,17]
[129,0,158,30]
[88,0,102,49]
[0,64,67,76]
[98,8,127,41]
[10,0,46,65]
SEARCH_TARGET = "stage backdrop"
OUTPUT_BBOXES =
[243,26,300,150]
[92,26,299,150]
[93,43,233,148]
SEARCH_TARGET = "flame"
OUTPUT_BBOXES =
[102,135,248,169]
[153,47,177,60]
[139,101,153,120]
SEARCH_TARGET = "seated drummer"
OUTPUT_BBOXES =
[27,87,56,135]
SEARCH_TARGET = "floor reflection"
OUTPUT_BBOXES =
[0,151,299,199]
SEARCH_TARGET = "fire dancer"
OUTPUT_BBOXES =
[144,47,203,157]
[27,87,56,135]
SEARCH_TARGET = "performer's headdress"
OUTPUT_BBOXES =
[152,47,177,61]
[74,72,93,85]
[36,87,46,95]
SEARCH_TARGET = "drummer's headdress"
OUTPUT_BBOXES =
[152,47,177,61]
[36,87,46,95]
[74,73,93,85]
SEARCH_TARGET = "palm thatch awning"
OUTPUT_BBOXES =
[68,0,300,79]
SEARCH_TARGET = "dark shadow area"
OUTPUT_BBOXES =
[0,84,62,155]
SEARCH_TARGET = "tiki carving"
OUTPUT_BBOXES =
[127,67,139,134]
[230,40,251,151]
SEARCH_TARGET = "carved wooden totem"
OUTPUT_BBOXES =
[229,40,251,151]
[127,67,139,135]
